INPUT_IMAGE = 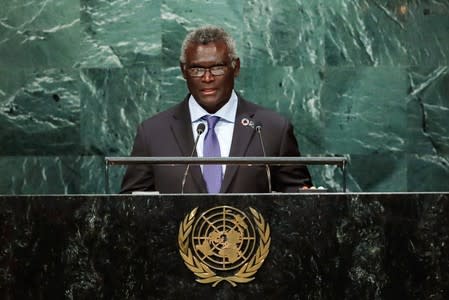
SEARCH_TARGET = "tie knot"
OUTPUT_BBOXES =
[203,115,220,129]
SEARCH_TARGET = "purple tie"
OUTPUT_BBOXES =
[203,115,222,193]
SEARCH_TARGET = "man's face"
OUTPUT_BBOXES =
[181,41,240,113]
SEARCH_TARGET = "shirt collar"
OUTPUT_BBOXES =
[189,90,238,123]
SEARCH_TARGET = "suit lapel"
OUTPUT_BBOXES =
[221,97,257,192]
[170,97,207,193]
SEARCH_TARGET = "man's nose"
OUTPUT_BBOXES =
[201,69,215,82]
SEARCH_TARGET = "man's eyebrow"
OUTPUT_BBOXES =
[187,62,227,68]
[187,64,204,68]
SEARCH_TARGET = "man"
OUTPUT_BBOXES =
[120,25,312,193]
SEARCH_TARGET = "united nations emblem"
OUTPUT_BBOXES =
[178,206,271,287]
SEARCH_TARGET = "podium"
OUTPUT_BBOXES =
[1,193,448,299]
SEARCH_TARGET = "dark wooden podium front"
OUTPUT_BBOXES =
[1,193,448,299]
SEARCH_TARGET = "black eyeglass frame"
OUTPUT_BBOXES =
[182,60,236,78]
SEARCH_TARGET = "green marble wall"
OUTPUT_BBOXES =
[1,0,448,194]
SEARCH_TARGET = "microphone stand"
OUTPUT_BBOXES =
[256,124,272,193]
[181,123,205,193]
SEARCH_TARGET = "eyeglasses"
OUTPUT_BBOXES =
[185,65,228,78]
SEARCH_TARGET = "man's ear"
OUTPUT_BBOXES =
[233,58,241,77]
[180,63,187,79]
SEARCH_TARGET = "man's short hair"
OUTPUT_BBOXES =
[179,25,238,63]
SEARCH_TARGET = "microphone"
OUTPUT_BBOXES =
[181,123,206,193]
[255,122,272,193]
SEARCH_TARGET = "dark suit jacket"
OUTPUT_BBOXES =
[120,95,312,193]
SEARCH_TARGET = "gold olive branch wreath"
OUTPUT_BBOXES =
[178,207,271,287]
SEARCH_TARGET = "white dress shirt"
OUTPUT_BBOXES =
[188,90,238,174]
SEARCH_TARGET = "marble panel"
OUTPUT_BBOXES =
[242,0,325,67]
[238,65,324,154]
[79,0,161,68]
[407,66,449,155]
[345,153,407,192]
[0,0,80,69]
[321,66,408,155]
[80,155,124,194]
[404,1,449,66]
[161,0,243,68]
[323,0,449,66]
[80,65,160,156]
[160,65,189,111]
[307,162,346,192]
[0,156,80,194]
[0,68,80,155]
[323,0,408,66]
[407,154,449,192]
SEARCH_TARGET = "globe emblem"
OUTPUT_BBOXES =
[191,206,257,271]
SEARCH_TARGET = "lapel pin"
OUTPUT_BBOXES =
[241,118,255,128]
